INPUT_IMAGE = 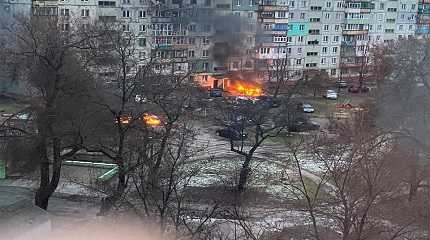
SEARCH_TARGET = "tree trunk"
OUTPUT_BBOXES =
[98,166,126,215]
[237,155,252,193]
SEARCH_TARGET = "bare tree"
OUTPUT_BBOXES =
[281,107,424,240]
[0,15,102,209]
[377,38,430,201]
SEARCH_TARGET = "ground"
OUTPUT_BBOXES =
[0,90,373,235]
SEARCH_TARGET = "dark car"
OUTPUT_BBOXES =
[336,80,348,88]
[289,120,320,132]
[256,96,281,108]
[348,85,369,93]
[210,88,223,97]
[216,127,247,141]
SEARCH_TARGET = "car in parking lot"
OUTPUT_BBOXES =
[323,90,338,100]
[289,120,320,132]
[336,80,348,88]
[210,88,223,97]
[255,96,281,108]
[301,103,315,113]
[216,127,248,141]
[348,85,370,93]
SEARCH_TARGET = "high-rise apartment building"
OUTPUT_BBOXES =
[0,0,426,90]
[287,0,344,78]
[417,0,430,36]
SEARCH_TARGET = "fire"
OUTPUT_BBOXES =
[117,114,161,127]
[118,116,132,124]
[227,80,263,97]
[142,113,161,126]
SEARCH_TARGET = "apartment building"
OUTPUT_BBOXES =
[255,0,289,78]
[287,0,344,78]
[417,0,430,36]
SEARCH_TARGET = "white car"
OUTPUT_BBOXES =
[302,103,315,113]
[324,90,338,100]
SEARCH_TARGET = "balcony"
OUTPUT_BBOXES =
[342,29,368,35]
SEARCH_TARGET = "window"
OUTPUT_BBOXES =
[289,12,294,19]
[139,10,146,18]
[331,69,336,75]
[322,46,327,54]
[326,2,331,8]
[278,11,286,18]
[274,36,287,42]
[188,50,194,57]
[203,62,209,71]
[332,47,338,53]
[296,59,302,65]
[401,4,406,10]
[324,25,329,31]
[325,13,330,19]
[122,24,130,31]
[299,25,305,30]
[138,38,146,47]
[236,0,240,6]
[60,8,70,16]
[248,12,253,18]
[301,0,307,8]
[62,23,70,31]
[81,9,89,17]
[399,25,403,31]
[321,58,326,64]
[122,0,130,3]
[300,13,305,19]
[233,62,239,69]
[290,0,295,7]
[204,0,211,6]
[139,24,146,32]
[260,48,270,54]
[297,47,302,54]
[331,57,337,64]
[298,36,304,42]
[323,36,328,42]
[334,25,339,31]
[202,37,209,45]
[412,4,416,10]
[202,50,209,57]
[333,36,339,42]
[409,25,413,31]
[122,10,130,18]
[379,3,384,10]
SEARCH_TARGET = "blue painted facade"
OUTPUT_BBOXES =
[287,22,309,36]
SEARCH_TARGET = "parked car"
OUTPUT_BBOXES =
[289,120,320,132]
[256,96,281,108]
[302,103,315,113]
[234,96,256,106]
[336,80,348,88]
[216,127,247,141]
[210,88,223,97]
[348,85,369,93]
[323,90,338,100]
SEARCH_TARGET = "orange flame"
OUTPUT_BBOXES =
[227,80,263,97]
[117,114,161,127]
[142,113,161,126]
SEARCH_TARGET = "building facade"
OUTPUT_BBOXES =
[0,0,426,91]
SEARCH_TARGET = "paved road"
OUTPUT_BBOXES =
[189,121,332,190]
